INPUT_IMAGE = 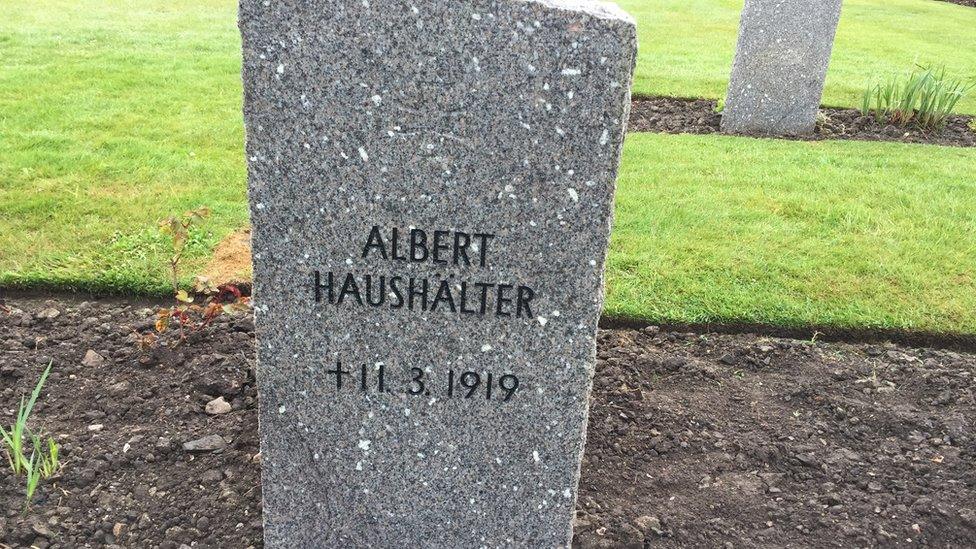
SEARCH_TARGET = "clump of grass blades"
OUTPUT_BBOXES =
[22,434,59,513]
[0,363,62,512]
[0,364,50,476]
[860,65,975,131]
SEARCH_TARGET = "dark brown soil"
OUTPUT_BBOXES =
[2,296,976,548]
[578,329,976,548]
[629,97,976,147]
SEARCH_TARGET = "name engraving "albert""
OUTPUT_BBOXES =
[313,225,538,319]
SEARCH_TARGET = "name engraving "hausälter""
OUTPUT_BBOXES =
[313,225,537,319]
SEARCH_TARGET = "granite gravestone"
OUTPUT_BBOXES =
[240,0,636,546]
[721,0,843,135]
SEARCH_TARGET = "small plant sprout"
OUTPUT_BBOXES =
[155,276,251,342]
[23,450,42,514]
[152,207,251,344]
[34,433,60,479]
[159,206,211,297]
[1,363,52,476]
[0,362,61,511]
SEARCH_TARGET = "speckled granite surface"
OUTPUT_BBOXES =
[722,0,842,136]
[240,0,636,546]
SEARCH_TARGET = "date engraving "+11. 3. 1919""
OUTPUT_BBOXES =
[325,360,520,402]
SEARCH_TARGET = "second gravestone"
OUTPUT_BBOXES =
[240,0,636,546]
[721,0,843,135]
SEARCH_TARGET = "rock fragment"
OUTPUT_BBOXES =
[634,515,665,537]
[205,396,232,415]
[183,435,227,453]
[82,350,106,367]
[37,307,61,320]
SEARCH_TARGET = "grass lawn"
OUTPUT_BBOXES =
[619,0,976,114]
[0,0,247,293]
[2,0,976,333]
[609,134,976,333]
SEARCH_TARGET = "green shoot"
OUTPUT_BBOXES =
[39,436,60,479]
[0,363,52,476]
[158,206,211,297]
[22,450,41,514]
[1,364,61,511]
[860,87,872,117]
[0,407,23,474]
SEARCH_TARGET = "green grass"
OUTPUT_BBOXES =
[0,0,247,293]
[619,0,976,114]
[2,0,976,333]
[609,134,976,333]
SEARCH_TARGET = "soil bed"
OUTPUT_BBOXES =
[2,296,976,548]
[629,97,976,147]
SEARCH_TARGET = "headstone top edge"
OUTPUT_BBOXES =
[238,0,636,27]
[527,0,637,25]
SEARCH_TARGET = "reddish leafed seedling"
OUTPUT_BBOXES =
[148,207,251,346]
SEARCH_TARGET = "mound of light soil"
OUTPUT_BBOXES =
[1,296,975,548]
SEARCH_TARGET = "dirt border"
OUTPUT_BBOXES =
[628,95,976,148]
[600,316,976,354]
[4,288,975,353]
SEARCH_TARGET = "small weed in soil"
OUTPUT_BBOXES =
[159,207,211,299]
[152,207,250,345]
[859,65,975,131]
[1,362,60,514]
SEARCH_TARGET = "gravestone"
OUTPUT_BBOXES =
[721,0,843,135]
[239,0,636,546]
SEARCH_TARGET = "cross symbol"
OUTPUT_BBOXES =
[326,359,351,390]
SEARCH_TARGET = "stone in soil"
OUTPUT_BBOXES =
[3,297,976,547]
[205,396,232,415]
[36,307,60,320]
[81,349,105,367]
[182,435,228,453]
